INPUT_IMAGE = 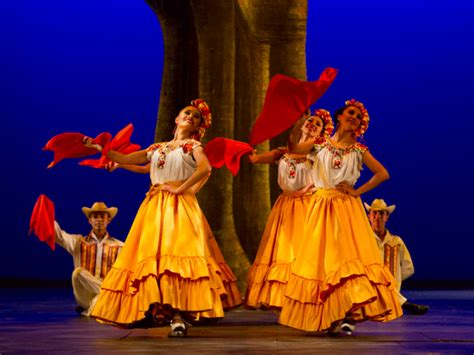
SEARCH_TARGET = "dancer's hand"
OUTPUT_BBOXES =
[336,181,358,196]
[83,136,103,152]
[248,151,259,164]
[161,183,181,194]
[292,183,315,197]
[105,161,119,172]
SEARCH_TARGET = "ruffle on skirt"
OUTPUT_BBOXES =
[92,256,227,326]
[246,262,292,309]
[91,188,241,327]
[278,189,403,331]
[217,262,242,309]
[245,194,310,309]
[280,260,402,331]
[202,217,242,309]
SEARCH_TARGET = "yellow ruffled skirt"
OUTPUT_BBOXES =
[91,186,241,327]
[279,189,403,331]
[245,193,311,309]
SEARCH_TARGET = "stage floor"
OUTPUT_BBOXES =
[1,288,473,353]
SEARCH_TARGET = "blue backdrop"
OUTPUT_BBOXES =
[1,1,473,283]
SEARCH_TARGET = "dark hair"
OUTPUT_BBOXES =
[333,105,349,132]
[287,116,306,146]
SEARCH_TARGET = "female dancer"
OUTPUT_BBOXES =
[245,110,333,310]
[279,99,402,334]
[85,99,240,337]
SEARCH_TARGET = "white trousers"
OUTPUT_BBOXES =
[71,268,101,314]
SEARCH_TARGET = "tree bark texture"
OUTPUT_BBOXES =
[146,0,308,289]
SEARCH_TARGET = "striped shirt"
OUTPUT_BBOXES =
[54,221,123,280]
[374,229,414,291]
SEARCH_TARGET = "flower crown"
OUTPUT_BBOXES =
[313,108,334,138]
[344,99,370,136]
[190,98,212,141]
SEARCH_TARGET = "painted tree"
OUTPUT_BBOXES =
[146,0,308,288]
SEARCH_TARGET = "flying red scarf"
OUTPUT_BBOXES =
[249,67,337,146]
[206,68,337,175]
[79,124,141,169]
[44,124,140,169]
[204,138,253,176]
[44,132,111,168]
[29,194,56,251]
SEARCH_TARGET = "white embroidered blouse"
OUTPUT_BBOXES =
[275,147,313,193]
[308,137,368,189]
[146,140,201,185]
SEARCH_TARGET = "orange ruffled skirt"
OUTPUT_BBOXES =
[245,193,311,309]
[91,187,241,327]
[279,189,403,331]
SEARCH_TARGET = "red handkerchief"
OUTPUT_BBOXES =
[80,124,140,169]
[44,132,112,168]
[249,67,337,146]
[29,194,56,251]
[205,138,253,176]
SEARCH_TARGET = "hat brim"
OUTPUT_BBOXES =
[364,202,396,214]
[82,207,118,220]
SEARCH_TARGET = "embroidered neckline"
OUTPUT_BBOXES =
[282,153,307,179]
[322,140,367,169]
[326,140,357,155]
[282,154,307,164]
[162,140,198,153]
[276,147,307,163]
[325,140,367,155]
[151,140,198,169]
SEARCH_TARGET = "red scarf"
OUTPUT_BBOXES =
[44,124,140,168]
[79,124,141,168]
[29,194,56,251]
[206,68,337,175]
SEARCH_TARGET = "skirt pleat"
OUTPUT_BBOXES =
[245,194,311,309]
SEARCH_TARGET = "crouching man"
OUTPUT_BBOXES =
[54,202,123,315]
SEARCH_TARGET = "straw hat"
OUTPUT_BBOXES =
[364,198,396,214]
[82,202,118,219]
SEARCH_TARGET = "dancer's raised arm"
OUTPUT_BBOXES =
[84,138,148,165]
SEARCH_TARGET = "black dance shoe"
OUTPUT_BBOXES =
[402,301,429,315]
[74,306,85,315]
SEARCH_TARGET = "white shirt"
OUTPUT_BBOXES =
[275,148,313,193]
[308,138,368,189]
[147,140,201,185]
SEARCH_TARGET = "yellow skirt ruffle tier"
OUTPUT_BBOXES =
[279,189,403,332]
[91,187,241,327]
[246,193,311,309]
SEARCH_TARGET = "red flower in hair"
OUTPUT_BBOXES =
[313,108,334,137]
[190,98,212,140]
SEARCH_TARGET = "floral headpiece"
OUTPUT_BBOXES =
[190,98,212,141]
[313,108,334,138]
[344,99,370,136]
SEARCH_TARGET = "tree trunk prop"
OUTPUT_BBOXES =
[146,0,308,290]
